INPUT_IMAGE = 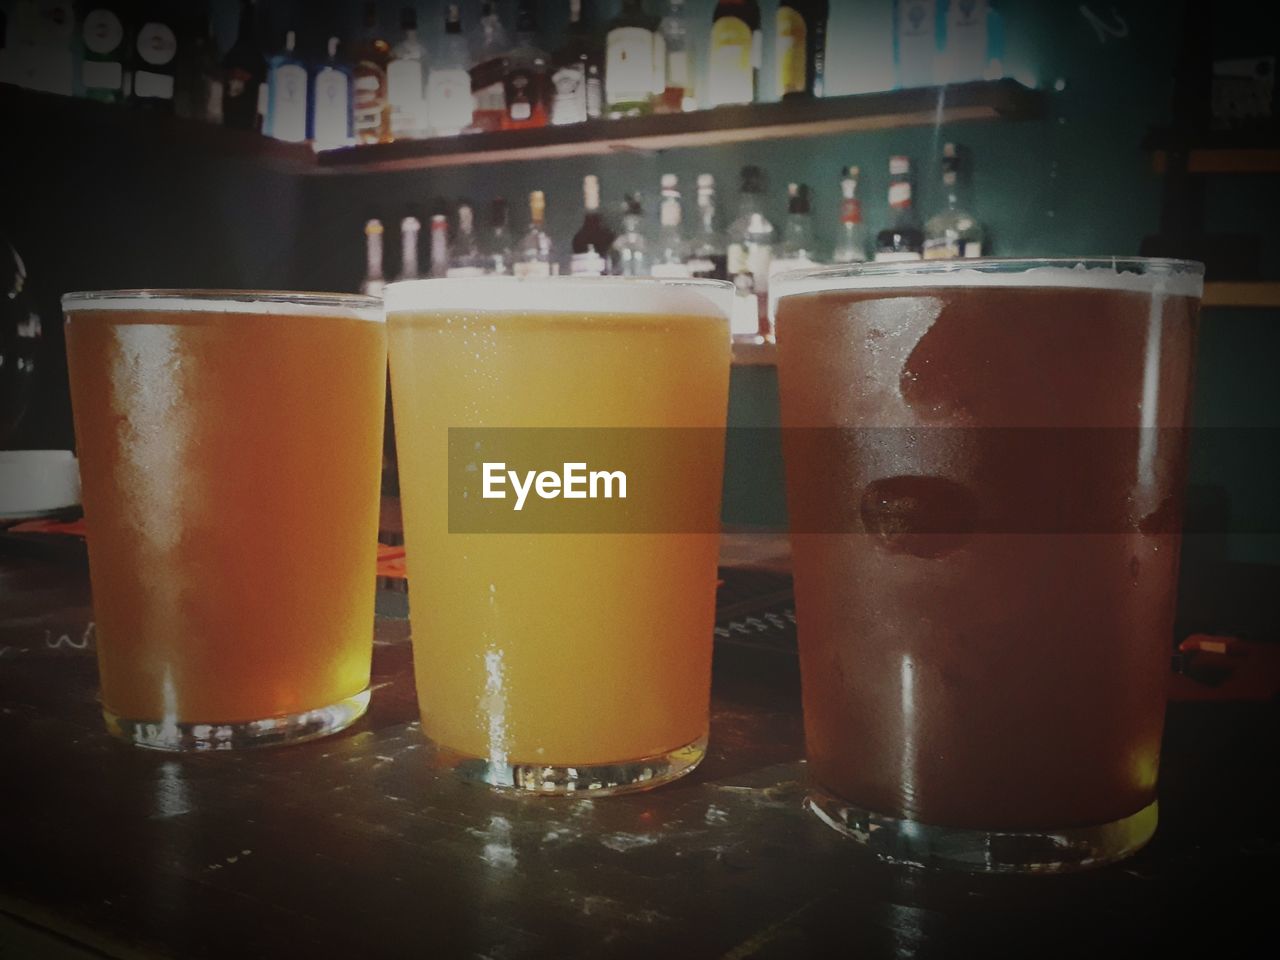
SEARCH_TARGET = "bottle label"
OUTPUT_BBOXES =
[899,0,937,39]
[81,59,122,90]
[446,266,486,278]
[586,69,603,118]
[607,26,656,103]
[505,70,539,122]
[313,68,351,148]
[136,22,176,67]
[82,9,123,55]
[963,240,983,258]
[888,183,912,208]
[841,198,863,225]
[270,63,308,141]
[874,250,923,262]
[686,257,716,277]
[570,251,607,276]
[133,70,174,100]
[727,241,749,280]
[746,243,773,294]
[943,0,989,82]
[708,17,753,106]
[428,68,473,132]
[776,8,807,95]
[552,63,587,125]
[354,67,387,128]
[666,50,689,88]
[387,59,424,108]
[651,262,692,279]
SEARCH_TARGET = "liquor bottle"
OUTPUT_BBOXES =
[353,1,391,144]
[687,174,728,280]
[894,0,938,89]
[129,2,179,111]
[727,165,775,336]
[429,214,449,278]
[770,182,818,281]
[311,37,354,150]
[265,30,308,142]
[656,0,695,113]
[515,191,555,278]
[874,155,924,261]
[605,0,661,118]
[652,175,692,278]
[361,219,385,297]
[427,4,472,136]
[776,0,828,99]
[551,0,604,126]
[941,0,991,83]
[831,166,868,263]
[502,0,549,130]
[924,142,984,259]
[11,0,74,95]
[482,197,514,275]
[447,203,488,277]
[174,12,223,124]
[570,175,615,276]
[222,0,265,130]
[468,0,509,133]
[396,216,421,281]
[78,4,128,103]
[610,194,650,277]
[388,7,428,140]
[707,0,760,107]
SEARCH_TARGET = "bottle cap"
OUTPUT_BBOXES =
[889,156,910,175]
[697,173,715,190]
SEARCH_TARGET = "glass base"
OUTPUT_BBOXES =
[432,734,708,797]
[807,790,1158,873]
[103,687,371,751]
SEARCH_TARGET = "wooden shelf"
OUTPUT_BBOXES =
[1203,281,1280,308]
[315,79,1044,175]
[1146,128,1280,174]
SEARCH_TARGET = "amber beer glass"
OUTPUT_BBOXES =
[773,259,1203,871]
[63,291,386,750]
[386,277,733,794]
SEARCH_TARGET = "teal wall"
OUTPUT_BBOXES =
[290,0,1275,564]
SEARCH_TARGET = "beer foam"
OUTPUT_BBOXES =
[61,292,384,323]
[383,277,735,321]
[771,261,1205,310]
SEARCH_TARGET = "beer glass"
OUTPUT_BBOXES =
[772,259,1202,871]
[63,291,386,750]
[386,277,732,795]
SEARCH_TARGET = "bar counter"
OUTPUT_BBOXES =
[1,536,1277,959]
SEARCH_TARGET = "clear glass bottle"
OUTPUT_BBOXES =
[447,203,488,277]
[388,6,428,140]
[770,182,818,282]
[656,0,695,113]
[468,0,510,132]
[482,198,514,275]
[831,165,868,263]
[687,174,728,280]
[361,219,385,297]
[652,174,692,277]
[397,216,421,281]
[924,142,985,259]
[429,214,450,278]
[727,165,775,337]
[515,191,555,277]
[427,4,473,136]
[605,0,661,117]
[610,194,650,276]
[79,4,129,104]
[874,155,924,261]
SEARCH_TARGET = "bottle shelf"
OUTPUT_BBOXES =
[314,80,1044,175]
[1145,128,1280,174]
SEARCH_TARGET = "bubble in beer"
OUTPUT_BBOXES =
[859,475,979,559]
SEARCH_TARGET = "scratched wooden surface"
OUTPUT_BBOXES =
[1,552,1278,960]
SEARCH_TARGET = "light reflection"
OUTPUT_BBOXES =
[900,654,918,810]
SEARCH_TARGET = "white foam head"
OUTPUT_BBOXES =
[771,259,1205,314]
[61,290,384,322]
[383,277,735,321]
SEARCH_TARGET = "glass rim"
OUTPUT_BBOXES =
[60,289,384,322]
[770,256,1206,307]
[383,275,738,321]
